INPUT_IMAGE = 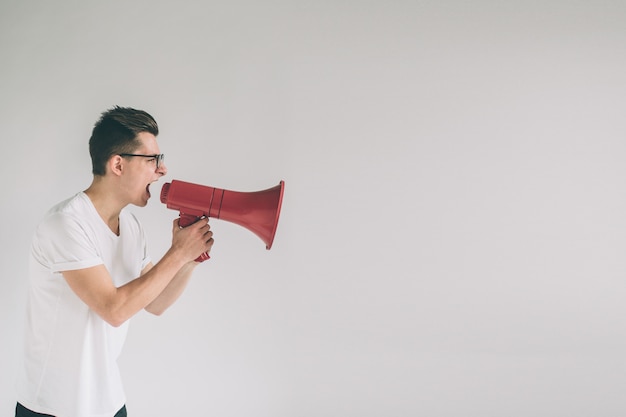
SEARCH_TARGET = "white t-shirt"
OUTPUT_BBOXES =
[17,192,151,417]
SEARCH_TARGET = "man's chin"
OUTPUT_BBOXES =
[131,196,150,208]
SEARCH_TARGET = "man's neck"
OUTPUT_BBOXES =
[84,179,125,235]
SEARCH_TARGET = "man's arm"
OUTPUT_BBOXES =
[143,261,198,316]
[62,218,213,327]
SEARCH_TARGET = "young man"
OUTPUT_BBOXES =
[16,107,214,417]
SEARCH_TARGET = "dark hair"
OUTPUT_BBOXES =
[89,106,159,176]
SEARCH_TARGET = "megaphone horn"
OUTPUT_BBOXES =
[160,179,285,262]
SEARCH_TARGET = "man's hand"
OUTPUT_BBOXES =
[170,217,215,263]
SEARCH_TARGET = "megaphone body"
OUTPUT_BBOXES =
[160,179,285,262]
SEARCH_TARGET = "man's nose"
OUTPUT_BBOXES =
[157,161,168,176]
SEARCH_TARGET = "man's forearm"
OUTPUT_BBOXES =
[145,261,199,315]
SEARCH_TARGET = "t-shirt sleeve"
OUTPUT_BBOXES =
[32,212,104,273]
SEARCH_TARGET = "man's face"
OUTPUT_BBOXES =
[122,131,168,207]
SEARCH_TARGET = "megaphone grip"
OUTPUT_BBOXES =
[179,213,210,262]
[179,213,199,228]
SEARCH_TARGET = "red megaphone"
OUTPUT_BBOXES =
[160,179,285,262]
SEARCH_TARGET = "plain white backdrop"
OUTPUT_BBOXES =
[2,1,626,416]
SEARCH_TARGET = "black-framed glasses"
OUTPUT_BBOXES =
[119,153,165,169]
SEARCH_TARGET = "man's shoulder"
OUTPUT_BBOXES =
[38,193,93,231]
[48,191,86,213]
[47,192,89,215]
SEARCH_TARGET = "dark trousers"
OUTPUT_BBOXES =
[16,402,127,417]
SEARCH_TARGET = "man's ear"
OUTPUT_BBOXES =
[108,155,124,176]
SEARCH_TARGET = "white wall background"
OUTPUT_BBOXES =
[2,1,626,416]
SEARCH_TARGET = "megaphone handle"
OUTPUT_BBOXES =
[179,213,211,262]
